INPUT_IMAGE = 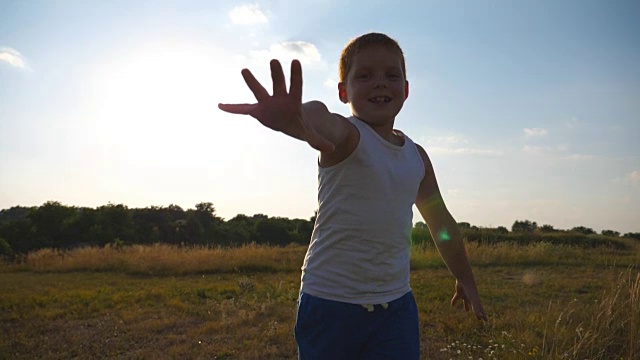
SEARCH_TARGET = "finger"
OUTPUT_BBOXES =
[476,311,488,321]
[241,69,270,102]
[270,60,287,96]
[218,103,258,115]
[290,60,303,103]
[473,303,488,321]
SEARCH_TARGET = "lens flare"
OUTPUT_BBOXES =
[438,229,451,242]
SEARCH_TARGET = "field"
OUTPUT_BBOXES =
[1,242,639,359]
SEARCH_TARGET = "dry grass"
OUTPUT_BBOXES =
[412,240,640,270]
[3,243,305,275]
[1,241,639,359]
[542,269,640,359]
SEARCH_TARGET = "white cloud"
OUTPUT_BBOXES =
[563,154,594,161]
[522,146,593,161]
[427,146,503,156]
[612,171,640,186]
[0,47,29,70]
[522,145,567,155]
[433,136,467,144]
[422,134,498,156]
[324,78,338,89]
[421,135,469,146]
[250,41,323,66]
[229,4,268,25]
[524,128,548,137]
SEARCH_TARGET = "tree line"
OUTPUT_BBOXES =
[0,201,313,258]
[413,219,640,249]
[0,202,638,259]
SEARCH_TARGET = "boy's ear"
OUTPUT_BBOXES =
[405,80,410,100]
[338,82,348,103]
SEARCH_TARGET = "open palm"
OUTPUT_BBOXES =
[218,59,332,152]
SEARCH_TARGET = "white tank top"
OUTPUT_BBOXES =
[300,117,425,304]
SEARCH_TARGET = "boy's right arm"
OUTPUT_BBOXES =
[218,59,357,162]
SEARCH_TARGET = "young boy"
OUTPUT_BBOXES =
[219,33,486,359]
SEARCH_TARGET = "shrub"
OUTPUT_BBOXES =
[624,232,640,241]
[0,237,13,260]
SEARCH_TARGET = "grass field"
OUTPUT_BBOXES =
[1,242,639,359]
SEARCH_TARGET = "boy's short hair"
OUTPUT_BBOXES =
[339,32,406,83]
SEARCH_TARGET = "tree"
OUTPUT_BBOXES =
[224,215,255,246]
[495,226,509,234]
[623,232,640,240]
[0,206,31,224]
[539,224,557,233]
[288,218,313,244]
[0,237,13,259]
[190,203,228,245]
[414,221,427,229]
[256,217,294,246]
[512,220,537,233]
[310,210,318,226]
[28,201,79,249]
[601,229,620,237]
[0,218,37,254]
[571,226,595,235]
[457,222,471,230]
[94,204,134,246]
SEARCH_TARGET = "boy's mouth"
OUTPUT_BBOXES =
[368,96,391,104]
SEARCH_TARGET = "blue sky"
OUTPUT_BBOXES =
[1,0,639,233]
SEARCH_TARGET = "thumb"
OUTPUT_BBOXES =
[218,103,258,115]
[452,293,470,311]
[450,293,460,306]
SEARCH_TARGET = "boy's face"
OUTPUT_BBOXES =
[338,46,409,127]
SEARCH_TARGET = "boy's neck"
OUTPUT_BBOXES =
[354,116,403,146]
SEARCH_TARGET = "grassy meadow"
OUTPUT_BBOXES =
[1,241,639,359]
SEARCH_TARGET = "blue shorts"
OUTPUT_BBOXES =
[294,291,420,360]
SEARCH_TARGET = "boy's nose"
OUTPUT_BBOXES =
[373,78,388,88]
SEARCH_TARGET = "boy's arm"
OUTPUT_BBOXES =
[218,59,357,160]
[414,144,487,321]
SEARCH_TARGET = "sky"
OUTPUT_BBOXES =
[1,0,639,233]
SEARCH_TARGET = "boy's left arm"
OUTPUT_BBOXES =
[414,144,487,321]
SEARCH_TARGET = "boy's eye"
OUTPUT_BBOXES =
[356,73,370,79]
[387,73,400,79]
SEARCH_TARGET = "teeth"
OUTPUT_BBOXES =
[369,96,390,103]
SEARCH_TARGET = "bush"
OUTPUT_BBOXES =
[601,229,620,237]
[623,232,640,240]
[412,226,433,247]
[0,237,13,260]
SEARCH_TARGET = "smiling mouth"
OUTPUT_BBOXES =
[368,96,391,103]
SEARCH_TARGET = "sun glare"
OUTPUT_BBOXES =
[91,40,251,166]
[86,39,317,213]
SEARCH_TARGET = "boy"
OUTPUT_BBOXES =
[219,33,486,359]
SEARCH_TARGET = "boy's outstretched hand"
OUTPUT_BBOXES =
[451,279,488,321]
[218,59,334,153]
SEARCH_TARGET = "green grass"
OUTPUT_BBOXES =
[1,242,639,359]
